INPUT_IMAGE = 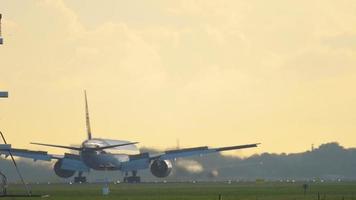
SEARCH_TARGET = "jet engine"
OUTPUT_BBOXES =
[53,160,75,178]
[150,159,172,178]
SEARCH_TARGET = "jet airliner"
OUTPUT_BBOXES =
[0,91,259,183]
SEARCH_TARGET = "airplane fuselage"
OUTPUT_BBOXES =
[80,138,139,171]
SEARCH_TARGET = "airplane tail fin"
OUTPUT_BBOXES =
[84,90,92,140]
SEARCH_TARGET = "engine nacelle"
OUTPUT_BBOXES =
[150,159,172,178]
[53,160,75,178]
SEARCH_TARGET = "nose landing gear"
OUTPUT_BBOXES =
[123,171,141,183]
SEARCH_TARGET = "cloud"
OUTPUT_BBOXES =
[1,0,356,154]
[322,33,356,51]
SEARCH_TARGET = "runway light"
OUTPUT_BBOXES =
[102,184,110,195]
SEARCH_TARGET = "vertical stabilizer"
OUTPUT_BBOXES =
[84,90,92,140]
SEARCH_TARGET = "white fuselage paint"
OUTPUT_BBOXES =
[80,138,140,171]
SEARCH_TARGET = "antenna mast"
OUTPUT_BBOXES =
[0,13,3,45]
[0,92,32,196]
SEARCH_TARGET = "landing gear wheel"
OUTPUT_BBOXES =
[74,172,87,183]
[123,171,141,183]
[124,176,141,183]
[74,176,87,183]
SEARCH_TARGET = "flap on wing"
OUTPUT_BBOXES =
[165,146,208,154]
[63,153,80,159]
[150,143,260,160]
[129,152,149,161]
[118,153,150,172]
[216,143,260,152]
[0,148,53,161]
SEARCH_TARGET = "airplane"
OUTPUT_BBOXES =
[0,91,260,183]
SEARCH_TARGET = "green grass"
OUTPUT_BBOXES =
[2,182,356,200]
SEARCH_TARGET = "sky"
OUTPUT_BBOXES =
[0,0,356,156]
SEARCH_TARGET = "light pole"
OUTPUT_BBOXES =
[0,13,3,45]
[0,91,8,196]
[0,91,32,196]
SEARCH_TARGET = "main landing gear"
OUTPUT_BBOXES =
[74,171,87,183]
[123,171,141,183]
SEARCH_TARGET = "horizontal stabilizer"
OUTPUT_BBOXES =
[31,142,138,151]
[30,142,82,151]
[95,142,139,150]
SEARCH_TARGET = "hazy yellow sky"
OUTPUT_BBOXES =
[1,0,356,156]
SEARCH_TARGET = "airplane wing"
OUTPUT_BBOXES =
[120,143,259,171]
[0,146,60,161]
[150,143,260,160]
[0,145,89,172]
